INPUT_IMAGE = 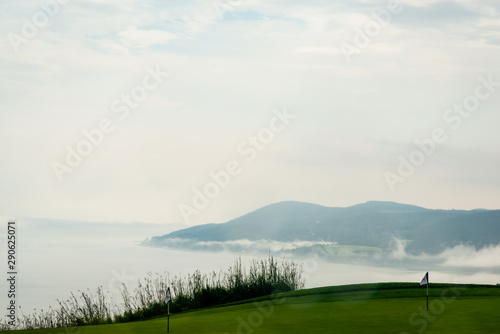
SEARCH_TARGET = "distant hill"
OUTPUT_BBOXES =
[144,201,500,256]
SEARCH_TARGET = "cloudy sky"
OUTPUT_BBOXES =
[1,0,499,226]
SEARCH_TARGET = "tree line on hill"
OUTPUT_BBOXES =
[146,201,500,256]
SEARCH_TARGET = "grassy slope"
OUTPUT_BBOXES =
[11,283,500,334]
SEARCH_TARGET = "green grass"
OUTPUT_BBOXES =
[11,283,500,334]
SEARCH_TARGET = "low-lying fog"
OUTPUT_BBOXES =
[4,219,499,314]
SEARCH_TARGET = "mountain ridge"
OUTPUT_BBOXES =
[144,200,499,256]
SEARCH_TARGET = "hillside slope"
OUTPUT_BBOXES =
[145,201,500,255]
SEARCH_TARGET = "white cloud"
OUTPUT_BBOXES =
[193,239,337,252]
[389,238,500,269]
[0,0,499,225]
[440,245,500,268]
[292,46,341,55]
[118,25,178,48]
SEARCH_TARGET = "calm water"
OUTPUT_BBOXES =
[3,219,499,316]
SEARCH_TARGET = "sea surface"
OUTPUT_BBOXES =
[2,219,498,317]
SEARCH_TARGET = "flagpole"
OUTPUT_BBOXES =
[426,281,428,311]
[421,272,429,311]
[165,286,171,333]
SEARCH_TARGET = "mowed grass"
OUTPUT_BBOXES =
[12,283,500,334]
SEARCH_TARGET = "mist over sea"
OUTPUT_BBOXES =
[5,219,499,315]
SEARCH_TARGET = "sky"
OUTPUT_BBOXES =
[1,0,499,227]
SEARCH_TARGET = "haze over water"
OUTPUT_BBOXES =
[6,220,499,315]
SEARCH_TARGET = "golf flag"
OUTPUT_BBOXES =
[165,287,171,304]
[420,272,429,286]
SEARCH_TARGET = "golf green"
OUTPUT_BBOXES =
[11,283,500,334]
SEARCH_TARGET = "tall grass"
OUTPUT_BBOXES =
[170,256,304,313]
[0,255,304,330]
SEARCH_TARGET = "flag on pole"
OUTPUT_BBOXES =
[420,272,429,311]
[420,272,429,286]
[165,287,171,304]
